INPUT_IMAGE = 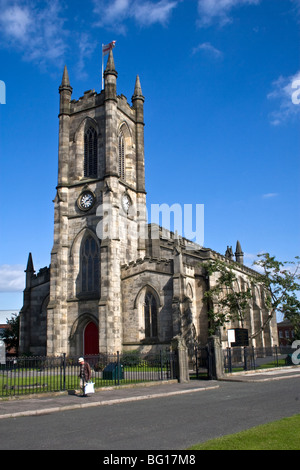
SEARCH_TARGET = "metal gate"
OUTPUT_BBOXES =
[192,344,216,380]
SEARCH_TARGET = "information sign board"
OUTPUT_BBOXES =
[0,340,6,364]
[228,328,249,347]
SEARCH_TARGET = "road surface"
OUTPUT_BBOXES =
[1,378,299,450]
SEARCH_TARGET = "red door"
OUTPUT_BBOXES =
[84,322,99,355]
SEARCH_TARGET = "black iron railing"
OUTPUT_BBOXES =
[192,345,216,380]
[0,350,178,397]
[223,345,298,373]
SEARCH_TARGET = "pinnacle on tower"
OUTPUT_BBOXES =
[59,65,72,92]
[25,252,34,273]
[235,240,244,264]
[104,49,118,100]
[104,49,118,77]
[131,74,145,192]
[225,246,233,261]
[25,252,35,288]
[132,75,144,102]
[59,65,72,116]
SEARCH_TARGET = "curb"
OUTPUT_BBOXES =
[0,384,219,420]
[221,373,300,383]
[220,366,300,383]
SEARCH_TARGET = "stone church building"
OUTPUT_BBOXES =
[19,50,278,357]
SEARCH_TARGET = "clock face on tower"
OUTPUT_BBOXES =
[77,191,95,211]
[122,193,131,213]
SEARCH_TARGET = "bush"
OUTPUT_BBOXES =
[93,353,109,371]
[121,350,142,367]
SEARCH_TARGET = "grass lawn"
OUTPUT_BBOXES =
[188,414,300,450]
[0,365,166,396]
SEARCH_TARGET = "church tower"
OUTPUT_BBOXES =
[46,50,147,355]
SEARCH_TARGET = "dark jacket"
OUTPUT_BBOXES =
[79,362,91,382]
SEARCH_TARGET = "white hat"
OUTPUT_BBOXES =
[78,357,84,362]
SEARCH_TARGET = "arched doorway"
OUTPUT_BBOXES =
[84,321,99,355]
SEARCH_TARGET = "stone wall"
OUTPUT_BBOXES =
[121,258,174,350]
[19,267,50,355]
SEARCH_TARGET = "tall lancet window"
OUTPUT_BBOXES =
[84,126,98,178]
[81,236,99,295]
[144,292,158,338]
[118,131,125,180]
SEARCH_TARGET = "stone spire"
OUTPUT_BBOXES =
[235,240,244,264]
[25,252,34,288]
[59,65,72,115]
[105,49,117,75]
[25,252,34,273]
[132,75,144,102]
[59,65,72,90]
[104,49,118,100]
[132,74,145,193]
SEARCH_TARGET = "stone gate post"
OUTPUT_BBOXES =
[207,335,224,380]
[171,335,189,383]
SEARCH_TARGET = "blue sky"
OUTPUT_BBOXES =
[0,0,299,313]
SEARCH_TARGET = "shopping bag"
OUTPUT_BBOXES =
[84,382,95,394]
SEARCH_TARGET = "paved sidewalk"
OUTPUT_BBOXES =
[0,380,219,420]
[221,366,300,382]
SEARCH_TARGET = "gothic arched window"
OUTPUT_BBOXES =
[84,126,97,178]
[118,131,125,180]
[81,236,99,294]
[144,292,158,338]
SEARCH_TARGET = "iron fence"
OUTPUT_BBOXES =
[0,350,178,397]
[223,345,297,373]
[192,345,216,380]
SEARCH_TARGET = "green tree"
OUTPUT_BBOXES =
[203,253,300,340]
[0,313,19,354]
[203,259,253,336]
[254,253,300,341]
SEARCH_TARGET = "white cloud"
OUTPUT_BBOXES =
[262,193,279,199]
[1,4,32,40]
[192,42,223,58]
[94,0,130,27]
[0,0,68,68]
[197,0,261,27]
[133,0,178,26]
[93,0,178,31]
[267,70,300,126]
[76,33,97,80]
[0,265,25,293]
